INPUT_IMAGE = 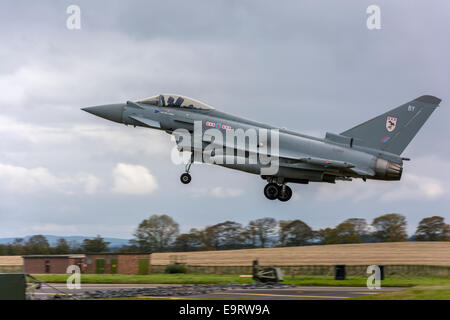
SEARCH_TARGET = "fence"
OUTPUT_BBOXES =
[0,265,23,273]
[151,264,450,277]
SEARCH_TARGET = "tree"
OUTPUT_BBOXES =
[173,229,204,251]
[81,235,110,253]
[13,238,24,246]
[53,238,71,254]
[414,216,450,241]
[193,227,217,251]
[116,241,142,253]
[344,218,369,235]
[246,218,277,248]
[133,214,179,252]
[278,220,315,246]
[69,240,82,253]
[25,235,50,254]
[6,238,25,255]
[342,218,375,242]
[318,222,362,244]
[202,221,245,250]
[372,213,408,242]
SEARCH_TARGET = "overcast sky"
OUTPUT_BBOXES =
[0,1,449,239]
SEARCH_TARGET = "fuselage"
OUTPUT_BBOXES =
[83,95,403,185]
[82,93,443,201]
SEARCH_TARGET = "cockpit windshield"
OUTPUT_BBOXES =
[136,94,214,110]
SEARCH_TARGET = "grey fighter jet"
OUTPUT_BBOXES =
[82,94,441,202]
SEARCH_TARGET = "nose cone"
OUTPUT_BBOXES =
[82,104,125,123]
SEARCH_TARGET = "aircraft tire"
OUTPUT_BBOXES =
[278,185,292,202]
[264,183,279,200]
[180,173,192,184]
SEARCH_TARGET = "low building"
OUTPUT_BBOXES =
[84,253,151,275]
[23,254,85,274]
[22,253,151,275]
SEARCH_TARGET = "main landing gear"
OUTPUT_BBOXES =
[180,158,192,184]
[264,183,293,202]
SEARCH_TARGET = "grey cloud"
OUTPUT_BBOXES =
[0,0,449,238]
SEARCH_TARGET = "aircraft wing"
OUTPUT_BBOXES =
[128,115,161,129]
[297,157,355,169]
[278,157,374,176]
[347,167,375,176]
[173,132,375,177]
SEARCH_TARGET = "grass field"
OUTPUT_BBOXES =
[151,242,450,266]
[349,286,450,300]
[30,273,450,288]
[0,256,22,266]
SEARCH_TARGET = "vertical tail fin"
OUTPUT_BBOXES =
[341,95,441,155]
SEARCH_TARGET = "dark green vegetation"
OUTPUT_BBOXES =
[1,214,449,255]
[30,273,450,288]
[349,286,450,300]
[0,235,111,255]
[165,263,188,274]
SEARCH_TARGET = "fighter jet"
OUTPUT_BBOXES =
[82,94,441,202]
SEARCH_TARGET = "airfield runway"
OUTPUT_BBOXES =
[32,283,401,300]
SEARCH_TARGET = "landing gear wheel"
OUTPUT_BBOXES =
[264,183,279,200]
[180,173,191,184]
[278,185,292,202]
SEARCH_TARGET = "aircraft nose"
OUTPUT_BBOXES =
[81,103,125,123]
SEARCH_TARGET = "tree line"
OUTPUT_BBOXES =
[0,235,109,256]
[1,214,448,256]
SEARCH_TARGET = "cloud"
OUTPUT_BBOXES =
[0,115,171,158]
[0,115,75,145]
[112,163,158,195]
[315,156,449,203]
[80,174,102,195]
[188,186,245,198]
[0,163,100,194]
[0,1,449,239]
[72,124,172,158]
[211,186,244,198]
[28,223,80,234]
[25,223,136,237]
[0,65,68,106]
[380,175,446,202]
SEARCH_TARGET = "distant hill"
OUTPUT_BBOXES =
[0,235,131,249]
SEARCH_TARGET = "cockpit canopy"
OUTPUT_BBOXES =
[136,94,214,110]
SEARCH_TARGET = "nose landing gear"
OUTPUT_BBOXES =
[180,158,193,184]
[180,172,191,184]
[263,183,292,202]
